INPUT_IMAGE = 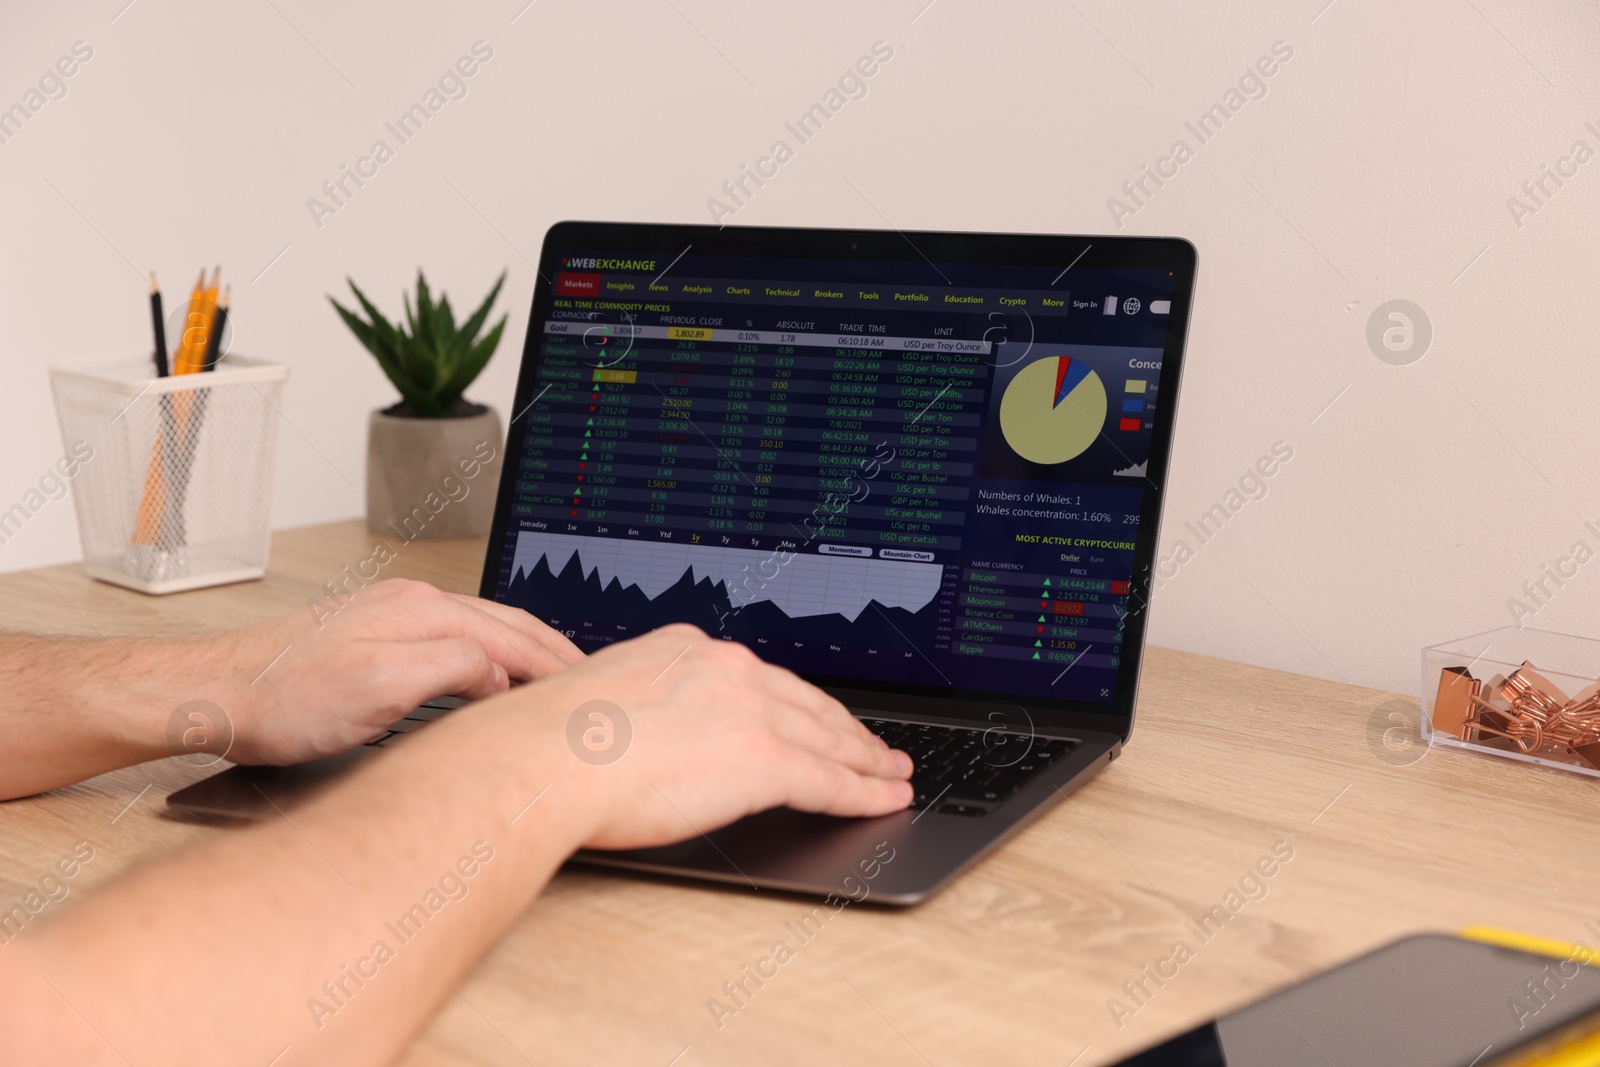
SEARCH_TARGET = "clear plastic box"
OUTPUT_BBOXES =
[1423,626,1600,779]
[49,355,288,594]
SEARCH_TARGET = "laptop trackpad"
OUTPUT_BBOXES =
[573,805,920,899]
[166,749,375,820]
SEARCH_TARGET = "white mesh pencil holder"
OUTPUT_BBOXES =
[49,355,288,594]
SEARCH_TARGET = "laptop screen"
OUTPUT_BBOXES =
[484,224,1193,722]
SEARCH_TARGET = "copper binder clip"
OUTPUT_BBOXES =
[1432,660,1600,768]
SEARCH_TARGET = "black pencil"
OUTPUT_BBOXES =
[149,271,169,377]
[201,285,229,372]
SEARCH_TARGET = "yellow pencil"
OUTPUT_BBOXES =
[174,269,208,374]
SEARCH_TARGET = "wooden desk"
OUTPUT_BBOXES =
[4,520,1599,1065]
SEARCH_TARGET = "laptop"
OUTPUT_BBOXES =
[170,222,1197,905]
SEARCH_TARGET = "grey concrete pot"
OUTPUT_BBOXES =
[366,404,503,540]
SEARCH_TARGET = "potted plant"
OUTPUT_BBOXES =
[330,270,508,540]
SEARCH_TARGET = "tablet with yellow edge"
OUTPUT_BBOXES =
[1108,930,1600,1066]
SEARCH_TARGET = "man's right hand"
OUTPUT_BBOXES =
[527,624,914,851]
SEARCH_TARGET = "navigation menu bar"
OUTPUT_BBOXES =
[552,272,1076,316]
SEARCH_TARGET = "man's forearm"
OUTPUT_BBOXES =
[0,580,591,800]
[3,682,600,1065]
[0,634,220,799]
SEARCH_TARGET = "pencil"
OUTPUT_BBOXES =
[149,272,169,378]
[131,445,168,547]
[174,271,206,375]
[158,268,210,550]
[201,285,229,371]
[170,277,226,548]
[135,269,188,546]
[192,265,219,370]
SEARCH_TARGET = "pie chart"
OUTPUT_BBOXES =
[998,356,1107,465]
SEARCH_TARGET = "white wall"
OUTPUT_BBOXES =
[2,0,1597,696]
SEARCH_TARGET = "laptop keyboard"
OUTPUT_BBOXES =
[862,718,1076,817]
[366,704,1072,816]
[365,697,464,747]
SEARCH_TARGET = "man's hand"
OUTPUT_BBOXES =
[518,623,914,850]
[0,578,583,799]
[212,579,583,765]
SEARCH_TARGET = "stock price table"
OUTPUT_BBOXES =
[514,322,989,556]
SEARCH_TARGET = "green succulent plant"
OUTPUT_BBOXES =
[330,270,507,418]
